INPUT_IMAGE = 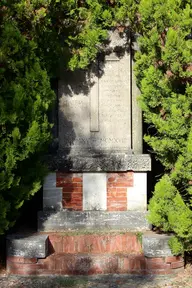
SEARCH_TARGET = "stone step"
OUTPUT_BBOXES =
[6,232,184,275]
[38,210,151,232]
[48,233,142,254]
[38,253,147,275]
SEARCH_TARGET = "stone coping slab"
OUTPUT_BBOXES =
[38,210,151,232]
[46,152,151,172]
[6,234,49,258]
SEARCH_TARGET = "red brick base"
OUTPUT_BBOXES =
[107,172,133,211]
[57,173,83,210]
[6,233,184,275]
[56,172,133,211]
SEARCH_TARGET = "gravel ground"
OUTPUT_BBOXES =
[0,266,191,288]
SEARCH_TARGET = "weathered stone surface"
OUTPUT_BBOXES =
[47,152,151,172]
[83,173,107,210]
[43,188,63,210]
[142,232,173,257]
[7,234,48,258]
[43,173,57,189]
[38,210,151,232]
[43,173,62,210]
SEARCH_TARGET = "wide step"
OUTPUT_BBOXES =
[38,253,146,275]
[48,232,142,254]
[7,252,184,275]
[38,210,151,232]
[6,232,184,275]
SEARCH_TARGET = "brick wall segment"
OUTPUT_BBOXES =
[165,256,183,263]
[106,172,133,211]
[170,260,185,269]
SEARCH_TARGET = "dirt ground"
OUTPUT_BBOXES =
[0,265,191,288]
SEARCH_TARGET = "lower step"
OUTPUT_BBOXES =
[7,253,184,275]
[6,232,185,275]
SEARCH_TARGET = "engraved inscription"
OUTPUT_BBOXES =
[98,58,131,150]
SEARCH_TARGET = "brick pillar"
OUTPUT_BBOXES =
[107,172,133,211]
[56,173,83,211]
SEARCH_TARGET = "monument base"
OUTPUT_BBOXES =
[6,232,184,275]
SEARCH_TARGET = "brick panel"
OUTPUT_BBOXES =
[107,172,133,211]
[56,172,83,211]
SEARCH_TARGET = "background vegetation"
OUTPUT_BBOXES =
[135,0,192,255]
[0,0,192,255]
[0,0,132,235]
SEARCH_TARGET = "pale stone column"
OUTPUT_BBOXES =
[132,60,143,154]
[83,173,107,210]
[127,172,147,211]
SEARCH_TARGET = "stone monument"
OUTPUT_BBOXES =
[6,30,184,276]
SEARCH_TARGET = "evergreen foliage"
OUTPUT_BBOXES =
[134,0,192,254]
[0,7,54,233]
[0,0,133,234]
[0,0,192,255]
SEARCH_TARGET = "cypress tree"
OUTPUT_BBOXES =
[134,0,192,254]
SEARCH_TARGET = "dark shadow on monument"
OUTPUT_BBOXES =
[60,69,95,97]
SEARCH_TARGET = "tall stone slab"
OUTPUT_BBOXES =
[46,30,151,173]
[42,29,151,215]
